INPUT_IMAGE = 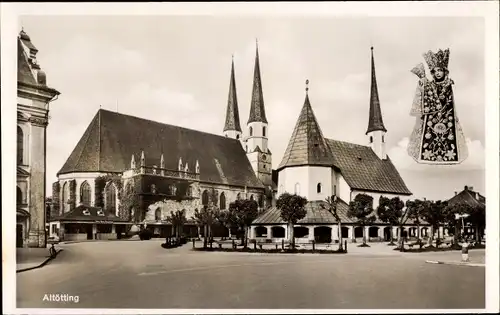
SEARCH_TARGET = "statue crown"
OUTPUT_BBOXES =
[411,63,426,79]
[423,49,450,71]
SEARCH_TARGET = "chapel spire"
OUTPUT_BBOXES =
[248,40,268,124]
[366,46,387,135]
[223,55,242,133]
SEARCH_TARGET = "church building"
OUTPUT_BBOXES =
[17,30,61,247]
[49,43,275,241]
[250,47,419,244]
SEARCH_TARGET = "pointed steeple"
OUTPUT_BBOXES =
[223,56,242,133]
[278,80,334,170]
[248,40,268,124]
[366,47,387,135]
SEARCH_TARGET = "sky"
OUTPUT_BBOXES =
[18,15,486,201]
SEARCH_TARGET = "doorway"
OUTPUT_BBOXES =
[86,225,93,240]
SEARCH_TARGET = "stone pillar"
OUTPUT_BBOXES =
[348,226,354,241]
[439,226,444,238]
[331,225,339,242]
[365,226,370,242]
[378,226,384,240]
[250,226,256,239]
[92,224,97,240]
[266,226,272,239]
[283,224,288,240]
[308,226,315,242]
[111,224,116,234]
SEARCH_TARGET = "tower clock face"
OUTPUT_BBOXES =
[261,154,267,161]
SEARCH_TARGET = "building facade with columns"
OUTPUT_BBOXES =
[17,30,60,248]
[50,43,275,241]
[250,48,432,244]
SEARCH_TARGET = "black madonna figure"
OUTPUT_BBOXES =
[407,48,468,164]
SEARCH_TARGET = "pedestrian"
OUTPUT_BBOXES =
[461,240,470,263]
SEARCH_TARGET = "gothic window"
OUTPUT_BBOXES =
[218,192,226,210]
[249,127,253,136]
[17,126,24,164]
[105,182,117,214]
[317,183,322,194]
[370,136,373,143]
[17,186,23,204]
[263,126,266,137]
[250,195,254,201]
[155,208,161,221]
[237,192,241,200]
[333,184,337,196]
[294,183,300,195]
[202,190,209,206]
[80,181,91,206]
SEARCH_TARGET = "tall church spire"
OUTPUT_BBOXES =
[366,46,387,135]
[223,55,242,133]
[248,40,268,124]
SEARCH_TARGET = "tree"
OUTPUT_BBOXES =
[467,203,486,244]
[215,209,235,239]
[377,196,405,246]
[166,209,187,239]
[276,193,308,250]
[420,200,446,247]
[228,199,259,247]
[192,207,217,248]
[321,195,343,251]
[443,202,474,249]
[407,199,427,247]
[347,193,376,247]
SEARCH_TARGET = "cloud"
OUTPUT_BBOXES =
[388,137,485,171]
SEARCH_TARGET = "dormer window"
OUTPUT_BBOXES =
[97,209,105,216]
[83,209,91,216]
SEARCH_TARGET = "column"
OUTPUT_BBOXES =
[111,224,116,234]
[250,226,256,239]
[331,225,339,242]
[393,226,398,240]
[378,226,384,240]
[308,226,315,242]
[348,226,354,242]
[266,226,272,239]
[283,224,288,239]
[439,226,444,238]
[365,226,370,242]
[92,224,97,240]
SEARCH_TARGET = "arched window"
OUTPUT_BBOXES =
[220,192,226,210]
[263,126,266,137]
[105,182,117,214]
[236,134,240,140]
[382,135,385,143]
[17,186,23,204]
[249,127,253,136]
[237,192,241,200]
[62,182,69,213]
[369,136,373,143]
[17,126,24,164]
[317,183,322,193]
[155,208,161,221]
[250,195,254,201]
[202,190,209,206]
[80,181,91,206]
[294,183,300,195]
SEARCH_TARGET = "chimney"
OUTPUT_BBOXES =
[464,185,468,191]
[454,191,457,196]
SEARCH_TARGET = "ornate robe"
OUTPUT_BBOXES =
[407,77,468,164]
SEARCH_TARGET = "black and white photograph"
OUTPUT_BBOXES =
[2,2,499,314]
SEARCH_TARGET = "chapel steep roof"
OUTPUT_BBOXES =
[277,81,335,170]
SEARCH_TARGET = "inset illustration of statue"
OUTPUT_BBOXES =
[407,48,468,164]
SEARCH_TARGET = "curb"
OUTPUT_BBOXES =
[16,249,63,273]
[425,260,485,267]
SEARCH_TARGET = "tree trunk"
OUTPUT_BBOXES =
[453,222,460,248]
[428,226,434,247]
[388,225,395,245]
[197,225,201,239]
[244,225,248,248]
[289,222,295,249]
[417,223,421,241]
[399,225,404,252]
[338,221,343,251]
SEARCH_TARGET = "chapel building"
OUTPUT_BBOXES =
[250,47,424,244]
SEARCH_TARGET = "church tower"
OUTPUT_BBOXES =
[366,47,387,160]
[223,56,243,142]
[245,41,272,186]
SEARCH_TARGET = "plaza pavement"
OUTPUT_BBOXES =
[16,239,485,310]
